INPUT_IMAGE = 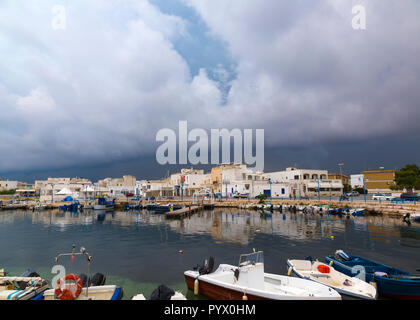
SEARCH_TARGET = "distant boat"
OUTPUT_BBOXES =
[325,250,420,300]
[184,252,341,300]
[94,197,115,210]
[350,209,365,217]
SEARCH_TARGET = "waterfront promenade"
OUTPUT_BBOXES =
[1,196,418,217]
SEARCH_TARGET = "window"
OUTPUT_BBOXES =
[294,175,299,180]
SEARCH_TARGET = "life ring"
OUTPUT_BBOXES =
[55,274,83,300]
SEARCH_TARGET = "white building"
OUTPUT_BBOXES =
[0,180,22,190]
[36,177,93,202]
[263,167,343,198]
[350,174,364,189]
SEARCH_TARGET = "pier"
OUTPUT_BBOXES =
[165,206,202,219]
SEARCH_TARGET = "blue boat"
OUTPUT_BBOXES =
[94,197,115,210]
[325,250,420,300]
[59,201,81,212]
[351,209,365,217]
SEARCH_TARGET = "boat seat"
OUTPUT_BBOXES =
[292,260,312,271]
[0,289,28,300]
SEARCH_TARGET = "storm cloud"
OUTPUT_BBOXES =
[0,0,419,175]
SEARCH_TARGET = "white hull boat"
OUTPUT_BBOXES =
[287,259,377,300]
[185,252,341,300]
[43,285,122,300]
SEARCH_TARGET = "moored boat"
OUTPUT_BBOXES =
[0,269,50,300]
[184,252,341,300]
[287,259,377,300]
[37,245,123,300]
[325,250,420,300]
[93,197,115,210]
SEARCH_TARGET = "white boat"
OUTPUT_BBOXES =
[42,246,123,300]
[43,285,122,300]
[287,259,377,300]
[0,269,50,300]
[184,252,341,300]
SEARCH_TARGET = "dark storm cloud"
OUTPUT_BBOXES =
[0,0,419,177]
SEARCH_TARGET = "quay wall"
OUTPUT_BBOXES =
[1,198,418,217]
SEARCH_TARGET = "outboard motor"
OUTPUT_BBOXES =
[17,269,41,290]
[334,250,351,261]
[194,257,215,275]
[150,285,175,300]
[403,213,411,224]
[89,273,106,286]
[79,273,89,287]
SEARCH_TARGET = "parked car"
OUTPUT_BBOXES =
[372,194,396,201]
[145,196,156,201]
[400,193,420,201]
[345,191,360,197]
[130,195,141,201]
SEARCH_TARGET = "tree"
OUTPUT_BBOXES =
[258,194,267,204]
[343,184,352,193]
[394,164,420,190]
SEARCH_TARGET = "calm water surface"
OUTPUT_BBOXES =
[1,209,419,299]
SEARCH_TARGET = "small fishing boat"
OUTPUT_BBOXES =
[287,259,377,300]
[94,197,115,210]
[38,245,123,300]
[32,203,47,211]
[350,209,365,217]
[0,269,50,300]
[184,252,341,300]
[325,250,420,300]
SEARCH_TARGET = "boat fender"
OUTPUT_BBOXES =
[329,260,334,266]
[369,281,377,290]
[317,265,330,274]
[194,277,199,295]
[242,293,248,300]
[287,266,293,276]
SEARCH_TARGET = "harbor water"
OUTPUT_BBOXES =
[0,209,419,299]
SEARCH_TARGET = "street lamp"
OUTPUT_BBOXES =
[315,177,322,201]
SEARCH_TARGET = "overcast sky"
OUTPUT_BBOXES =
[1,0,419,182]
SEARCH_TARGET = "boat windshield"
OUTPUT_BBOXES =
[238,251,264,267]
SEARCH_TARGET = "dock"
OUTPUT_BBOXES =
[165,206,202,219]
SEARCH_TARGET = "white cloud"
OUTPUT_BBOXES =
[0,0,419,172]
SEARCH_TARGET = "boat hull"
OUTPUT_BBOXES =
[185,274,265,300]
[325,256,420,300]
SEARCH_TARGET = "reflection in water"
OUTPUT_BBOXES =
[0,209,419,299]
